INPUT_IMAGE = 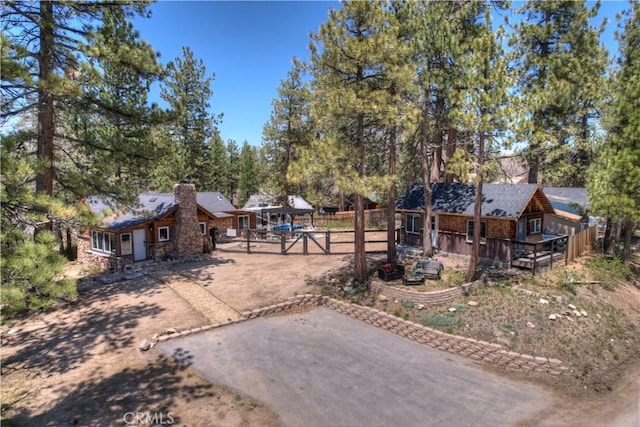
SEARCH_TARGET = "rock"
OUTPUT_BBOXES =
[7,329,17,335]
[416,304,425,310]
[554,296,563,304]
[378,295,389,302]
[527,321,536,328]
[597,314,602,319]
[573,310,582,317]
[568,303,577,310]
[448,307,457,313]
[151,333,159,341]
[139,339,152,351]
[539,298,549,305]
[468,301,478,307]
[580,310,587,317]
[124,271,145,280]
[566,316,575,322]
[549,314,557,321]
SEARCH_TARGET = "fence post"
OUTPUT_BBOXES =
[246,230,251,254]
[281,232,286,254]
[303,233,308,255]
[326,230,331,254]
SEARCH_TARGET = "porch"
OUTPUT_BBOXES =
[510,235,569,275]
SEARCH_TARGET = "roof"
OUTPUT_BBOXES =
[85,193,177,231]
[196,192,236,213]
[397,183,553,219]
[542,187,589,216]
[243,192,313,210]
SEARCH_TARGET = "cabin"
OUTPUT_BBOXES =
[542,187,591,235]
[78,183,256,270]
[396,183,563,269]
[243,191,314,229]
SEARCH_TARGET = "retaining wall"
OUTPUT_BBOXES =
[371,279,485,306]
[156,293,566,376]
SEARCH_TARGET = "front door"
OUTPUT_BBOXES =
[133,228,147,261]
[517,219,526,241]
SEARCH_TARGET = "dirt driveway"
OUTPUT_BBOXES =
[0,251,353,426]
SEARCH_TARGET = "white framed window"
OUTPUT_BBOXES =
[91,230,116,254]
[121,233,132,255]
[199,222,207,235]
[158,226,170,242]
[529,218,541,234]
[466,220,487,244]
[238,215,250,230]
[406,214,421,234]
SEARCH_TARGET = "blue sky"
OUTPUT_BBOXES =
[134,1,338,146]
[133,1,629,148]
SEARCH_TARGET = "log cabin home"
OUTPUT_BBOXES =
[397,183,564,269]
[78,183,256,270]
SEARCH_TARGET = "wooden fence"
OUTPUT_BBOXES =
[566,225,598,263]
[316,208,388,228]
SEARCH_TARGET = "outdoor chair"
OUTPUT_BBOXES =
[377,263,405,281]
[403,258,443,285]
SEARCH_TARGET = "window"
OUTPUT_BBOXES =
[91,230,116,254]
[121,233,132,255]
[406,214,421,234]
[238,215,250,230]
[158,226,170,242]
[199,222,207,235]
[529,218,541,234]
[466,220,487,243]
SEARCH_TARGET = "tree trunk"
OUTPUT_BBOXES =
[623,221,635,262]
[36,0,55,197]
[603,218,615,255]
[420,94,433,258]
[354,108,367,286]
[466,131,485,282]
[444,128,457,183]
[387,126,397,263]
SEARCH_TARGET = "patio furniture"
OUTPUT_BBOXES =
[377,263,405,281]
[403,258,443,285]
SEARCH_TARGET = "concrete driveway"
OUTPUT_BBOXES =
[159,307,552,427]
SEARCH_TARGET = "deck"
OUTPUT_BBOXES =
[511,235,569,274]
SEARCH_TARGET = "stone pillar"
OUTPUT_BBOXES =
[173,182,201,260]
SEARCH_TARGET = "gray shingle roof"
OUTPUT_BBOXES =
[397,183,543,218]
[85,193,177,230]
[196,192,236,213]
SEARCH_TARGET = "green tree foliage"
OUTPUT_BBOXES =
[1,134,86,314]
[160,46,221,189]
[297,0,401,284]
[262,61,313,205]
[588,2,639,260]
[208,132,232,197]
[510,0,608,185]
[1,1,165,202]
[237,141,261,205]
[453,3,513,280]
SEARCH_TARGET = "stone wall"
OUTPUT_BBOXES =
[77,234,133,271]
[173,183,202,260]
[156,293,567,376]
[371,279,485,306]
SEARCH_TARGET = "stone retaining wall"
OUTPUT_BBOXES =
[371,279,485,306]
[156,293,566,376]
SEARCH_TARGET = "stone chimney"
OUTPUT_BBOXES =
[173,182,201,260]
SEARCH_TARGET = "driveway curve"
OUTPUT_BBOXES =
[159,307,552,427]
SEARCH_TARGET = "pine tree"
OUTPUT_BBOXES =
[1,1,164,201]
[160,46,221,188]
[300,0,401,285]
[237,141,260,205]
[262,61,313,206]
[510,0,608,185]
[453,3,513,281]
[208,131,232,195]
[588,2,639,261]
